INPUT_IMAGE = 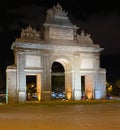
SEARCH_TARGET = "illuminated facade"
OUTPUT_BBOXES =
[6,3,106,103]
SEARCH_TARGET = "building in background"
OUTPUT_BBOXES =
[6,3,106,103]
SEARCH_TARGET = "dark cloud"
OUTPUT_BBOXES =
[6,5,46,31]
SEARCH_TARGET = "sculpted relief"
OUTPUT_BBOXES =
[20,25,41,40]
[77,30,93,44]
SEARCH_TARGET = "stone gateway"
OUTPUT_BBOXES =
[6,3,106,103]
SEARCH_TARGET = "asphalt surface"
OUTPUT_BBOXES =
[0,103,120,130]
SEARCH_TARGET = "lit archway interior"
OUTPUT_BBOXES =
[51,58,72,100]
[26,74,41,101]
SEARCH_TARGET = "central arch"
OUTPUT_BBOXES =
[51,58,73,100]
[51,62,65,99]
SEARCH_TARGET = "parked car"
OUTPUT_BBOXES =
[51,91,65,99]
[0,94,6,102]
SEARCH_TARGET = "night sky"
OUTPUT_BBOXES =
[0,0,120,88]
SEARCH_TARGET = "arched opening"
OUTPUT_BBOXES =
[51,62,65,99]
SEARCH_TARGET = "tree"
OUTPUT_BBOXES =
[113,79,120,96]
[115,79,120,88]
[106,81,112,95]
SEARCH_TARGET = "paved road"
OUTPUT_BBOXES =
[0,103,120,130]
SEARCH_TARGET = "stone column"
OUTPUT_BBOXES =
[41,54,51,101]
[6,67,17,104]
[37,74,41,101]
[65,71,72,100]
[17,52,26,103]
[94,53,101,99]
[73,55,81,100]
[85,74,93,99]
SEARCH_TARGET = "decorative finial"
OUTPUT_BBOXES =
[46,2,68,20]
